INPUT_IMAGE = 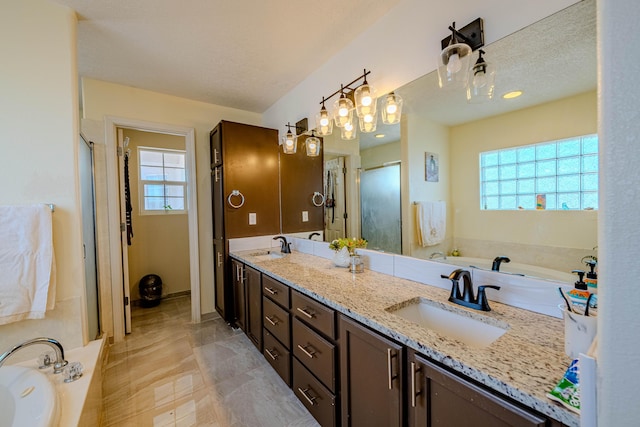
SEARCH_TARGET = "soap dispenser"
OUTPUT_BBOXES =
[568,270,590,310]
[584,260,598,294]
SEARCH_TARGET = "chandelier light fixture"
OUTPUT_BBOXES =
[437,18,485,91]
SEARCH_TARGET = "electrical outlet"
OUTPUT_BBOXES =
[302,211,309,222]
[249,213,257,225]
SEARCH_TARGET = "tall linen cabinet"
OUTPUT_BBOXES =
[210,121,280,323]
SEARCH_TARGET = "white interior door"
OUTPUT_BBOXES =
[117,128,132,333]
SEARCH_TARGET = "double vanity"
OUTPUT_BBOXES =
[229,245,578,427]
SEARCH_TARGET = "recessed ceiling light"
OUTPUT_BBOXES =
[375,134,385,138]
[502,90,523,99]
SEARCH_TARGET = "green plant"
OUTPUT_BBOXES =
[329,237,368,253]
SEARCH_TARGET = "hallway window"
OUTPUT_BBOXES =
[479,134,598,210]
[138,147,187,213]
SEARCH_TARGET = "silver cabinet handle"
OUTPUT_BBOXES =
[297,344,316,359]
[235,264,244,282]
[217,252,223,267]
[410,361,422,408]
[214,148,219,164]
[297,387,317,406]
[296,307,315,319]
[264,287,277,295]
[265,348,279,361]
[265,316,278,326]
[214,167,220,182]
[387,348,398,390]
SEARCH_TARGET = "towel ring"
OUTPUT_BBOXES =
[312,192,325,207]
[227,190,245,209]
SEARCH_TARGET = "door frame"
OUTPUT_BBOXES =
[105,116,200,342]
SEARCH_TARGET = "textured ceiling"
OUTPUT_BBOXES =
[52,0,401,113]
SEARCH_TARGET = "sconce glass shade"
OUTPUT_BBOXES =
[437,42,472,90]
[333,94,354,128]
[467,52,495,103]
[305,134,321,157]
[381,92,403,125]
[354,82,376,119]
[315,105,333,136]
[341,120,357,140]
[281,130,297,154]
[358,99,378,133]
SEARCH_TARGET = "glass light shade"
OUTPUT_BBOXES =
[341,120,357,140]
[315,107,333,136]
[354,83,376,118]
[305,135,321,157]
[381,92,403,125]
[437,42,472,89]
[281,131,297,154]
[467,60,496,103]
[333,95,354,128]
[358,100,378,133]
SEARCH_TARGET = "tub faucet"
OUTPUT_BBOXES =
[492,256,511,271]
[441,269,501,311]
[429,251,446,260]
[0,337,68,373]
[308,232,320,240]
[273,235,291,253]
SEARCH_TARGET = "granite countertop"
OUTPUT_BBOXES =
[231,250,578,427]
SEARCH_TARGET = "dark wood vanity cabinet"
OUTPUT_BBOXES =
[339,314,404,427]
[231,259,246,332]
[262,275,292,386]
[245,265,262,350]
[408,349,552,427]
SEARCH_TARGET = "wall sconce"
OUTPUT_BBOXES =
[381,92,403,125]
[341,120,357,140]
[280,121,305,155]
[305,130,321,157]
[467,49,496,103]
[437,18,484,90]
[315,97,333,136]
[333,85,354,128]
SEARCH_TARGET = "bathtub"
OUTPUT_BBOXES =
[434,256,575,283]
[0,365,59,427]
[0,338,104,427]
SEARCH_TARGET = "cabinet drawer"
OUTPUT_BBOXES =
[263,329,291,386]
[292,290,335,339]
[263,297,290,348]
[293,358,336,427]
[292,317,337,392]
[263,275,290,308]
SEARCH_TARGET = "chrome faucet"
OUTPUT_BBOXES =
[0,337,68,373]
[441,269,501,311]
[492,256,510,271]
[429,251,447,260]
[273,235,291,253]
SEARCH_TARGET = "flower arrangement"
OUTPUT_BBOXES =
[329,237,368,254]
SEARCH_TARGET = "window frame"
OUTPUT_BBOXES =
[137,146,187,215]
[479,134,598,211]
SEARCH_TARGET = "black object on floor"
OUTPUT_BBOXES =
[139,274,162,307]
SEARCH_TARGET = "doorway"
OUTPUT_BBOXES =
[105,117,200,342]
[324,156,347,241]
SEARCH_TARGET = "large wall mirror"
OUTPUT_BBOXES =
[321,0,596,281]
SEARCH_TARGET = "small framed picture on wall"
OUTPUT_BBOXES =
[425,152,439,182]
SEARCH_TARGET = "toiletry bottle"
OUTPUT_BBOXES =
[584,260,598,294]
[568,270,590,311]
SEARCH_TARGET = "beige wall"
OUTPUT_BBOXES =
[123,129,190,300]
[0,0,85,355]
[81,78,262,316]
[449,91,597,270]
[360,140,400,170]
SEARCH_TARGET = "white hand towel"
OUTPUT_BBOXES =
[0,204,56,325]
[415,201,446,247]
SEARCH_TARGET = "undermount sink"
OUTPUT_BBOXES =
[386,298,509,348]
[250,250,286,261]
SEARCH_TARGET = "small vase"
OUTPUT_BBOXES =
[332,247,351,267]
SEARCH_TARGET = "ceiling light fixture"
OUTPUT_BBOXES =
[437,19,485,90]
[467,49,496,103]
[502,90,523,99]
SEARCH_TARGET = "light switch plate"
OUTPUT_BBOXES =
[249,213,257,225]
[302,211,309,222]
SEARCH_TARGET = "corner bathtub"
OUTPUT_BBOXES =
[0,365,59,427]
[436,256,574,283]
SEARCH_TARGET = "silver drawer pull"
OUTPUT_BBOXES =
[264,287,277,295]
[411,361,422,407]
[296,307,315,319]
[297,344,316,359]
[265,316,279,326]
[265,348,279,361]
[297,387,317,406]
[387,348,398,390]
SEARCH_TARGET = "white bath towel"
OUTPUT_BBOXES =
[0,204,56,325]
[415,201,446,247]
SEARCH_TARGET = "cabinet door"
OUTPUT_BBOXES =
[210,124,222,167]
[213,239,228,321]
[231,259,246,331]
[339,315,404,427]
[409,351,547,427]
[245,266,262,350]
[211,165,224,240]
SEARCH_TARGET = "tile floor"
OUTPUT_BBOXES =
[101,295,319,426]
